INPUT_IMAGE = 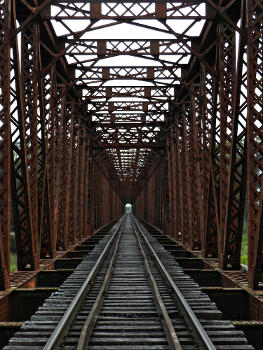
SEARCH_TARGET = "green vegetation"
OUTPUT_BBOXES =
[10,231,17,272]
[241,221,248,266]
[10,252,17,272]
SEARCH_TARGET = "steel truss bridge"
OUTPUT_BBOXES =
[0,0,262,295]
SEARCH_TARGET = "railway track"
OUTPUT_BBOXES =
[4,214,253,350]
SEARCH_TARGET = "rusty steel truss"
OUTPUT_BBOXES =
[0,0,262,291]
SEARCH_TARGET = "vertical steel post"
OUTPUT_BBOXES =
[0,0,11,289]
[247,0,263,289]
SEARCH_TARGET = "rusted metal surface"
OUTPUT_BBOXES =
[0,0,11,290]
[246,0,263,289]
[135,0,263,290]
[0,0,262,292]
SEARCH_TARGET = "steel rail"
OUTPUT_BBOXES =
[76,218,125,350]
[132,222,182,350]
[43,215,127,350]
[131,215,217,350]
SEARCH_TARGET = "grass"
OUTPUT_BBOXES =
[241,221,248,266]
[10,231,17,272]
[10,251,17,272]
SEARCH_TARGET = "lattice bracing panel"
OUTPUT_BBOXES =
[247,0,263,289]
[0,0,11,289]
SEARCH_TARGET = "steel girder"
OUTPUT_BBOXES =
[135,0,262,290]
[0,0,123,289]
[247,0,263,289]
[0,0,11,290]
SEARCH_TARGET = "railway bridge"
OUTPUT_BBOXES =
[0,0,262,349]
